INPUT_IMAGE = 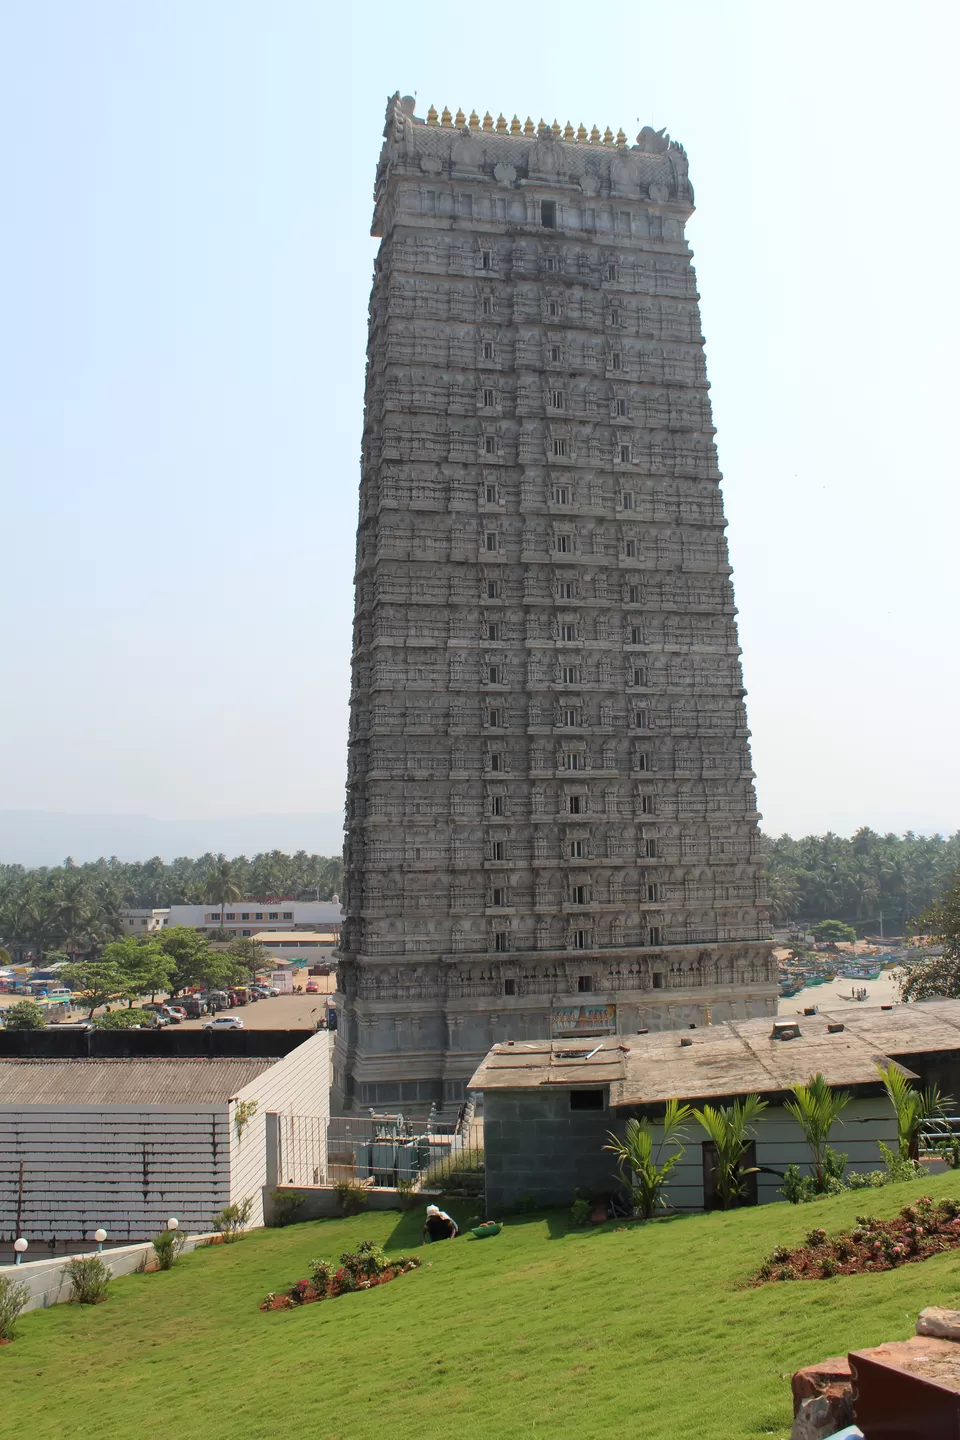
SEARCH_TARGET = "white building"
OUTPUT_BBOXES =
[0,1032,329,1241]
[119,908,171,935]
[160,899,342,937]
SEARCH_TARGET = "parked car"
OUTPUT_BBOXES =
[305,981,319,994]
[249,986,271,1000]
[166,1006,188,1021]
[141,1003,180,1025]
[201,1015,245,1031]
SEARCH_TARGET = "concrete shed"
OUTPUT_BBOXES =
[470,1002,960,1213]
[0,1031,329,1244]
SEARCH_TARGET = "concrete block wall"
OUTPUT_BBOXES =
[8,1230,221,1314]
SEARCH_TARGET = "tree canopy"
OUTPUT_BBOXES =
[899,873,960,1002]
[0,850,343,961]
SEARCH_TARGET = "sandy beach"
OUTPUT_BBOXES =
[777,967,904,1016]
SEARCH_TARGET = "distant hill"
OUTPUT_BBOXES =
[0,811,344,867]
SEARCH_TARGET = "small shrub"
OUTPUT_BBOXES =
[847,1169,886,1189]
[805,1227,828,1247]
[334,1180,370,1217]
[571,1198,591,1226]
[0,1273,29,1340]
[212,1195,254,1242]
[152,1228,187,1270]
[65,1254,110,1305]
[879,1141,924,1184]
[269,1189,307,1227]
[395,1177,417,1210]
[309,1259,333,1294]
[1,1000,47,1030]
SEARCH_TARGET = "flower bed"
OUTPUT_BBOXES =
[260,1241,421,1311]
[752,1196,960,1283]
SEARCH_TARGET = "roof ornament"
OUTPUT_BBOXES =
[636,125,670,153]
[563,121,574,140]
[426,104,438,126]
[455,108,466,127]
[468,109,480,129]
[496,113,508,133]
[510,115,522,134]
[482,111,494,131]
[589,125,600,144]
[616,128,627,147]
[523,116,535,136]
[576,123,587,142]
[550,118,561,137]
[603,126,614,146]
[441,106,452,127]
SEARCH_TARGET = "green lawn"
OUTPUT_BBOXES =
[6,1174,960,1439]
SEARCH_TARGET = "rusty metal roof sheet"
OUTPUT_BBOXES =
[469,1001,960,1104]
[0,1057,277,1107]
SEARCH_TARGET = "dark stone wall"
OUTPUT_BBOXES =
[0,1029,312,1059]
[483,1090,618,1211]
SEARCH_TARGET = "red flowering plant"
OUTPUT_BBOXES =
[259,1240,423,1311]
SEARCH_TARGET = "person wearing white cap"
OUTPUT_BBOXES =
[422,1204,459,1244]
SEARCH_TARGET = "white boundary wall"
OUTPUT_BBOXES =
[6,1231,221,1314]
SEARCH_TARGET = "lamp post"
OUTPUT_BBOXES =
[94,1228,107,1253]
[13,1238,28,1266]
[166,1217,179,1232]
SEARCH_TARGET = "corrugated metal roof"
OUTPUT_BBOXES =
[469,1000,960,1104]
[0,1057,278,1107]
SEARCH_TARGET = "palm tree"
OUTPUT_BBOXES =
[694,1095,768,1209]
[204,856,242,930]
[604,1100,692,1220]
[784,1073,850,1192]
[877,1063,953,1160]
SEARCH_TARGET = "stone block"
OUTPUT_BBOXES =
[916,1306,960,1341]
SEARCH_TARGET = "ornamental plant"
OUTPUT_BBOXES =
[0,1274,29,1340]
[783,1074,850,1193]
[604,1099,692,1220]
[693,1094,767,1209]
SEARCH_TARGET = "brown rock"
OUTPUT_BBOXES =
[917,1306,960,1341]
[792,1356,852,1415]
[791,1390,854,1440]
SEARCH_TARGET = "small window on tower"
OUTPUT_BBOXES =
[612,352,622,370]
[562,666,579,684]
[486,532,498,551]
[487,621,500,640]
[570,839,584,857]
[493,840,505,861]
[488,665,501,684]
[482,295,493,314]
[541,200,557,228]
[561,624,576,641]
[629,585,641,603]
[549,300,560,317]
[483,388,494,407]
[554,485,569,504]
[553,438,568,458]
[492,794,504,815]
[620,446,632,464]
[615,398,627,417]
[631,627,643,645]
[569,795,583,814]
[577,972,593,991]
[625,540,637,558]
[485,436,497,454]
[483,342,494,360]
[485,484,498,504]
[622,491,634,509]
[481,249,492,269]
[503,977,517,996]
[487,580,500,599]
[551,390,564,409]
[488,709,502,729]
[550,345,562,363]
[495,931,509,952]
[633,667,646,687]
[492,887,506,906]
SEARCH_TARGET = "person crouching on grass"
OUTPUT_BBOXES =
[422,1204,458,1243]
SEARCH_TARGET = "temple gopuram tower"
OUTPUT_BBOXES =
[334,95,776,1110]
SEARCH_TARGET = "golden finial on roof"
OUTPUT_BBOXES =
[537,117,547,135]
[523,116,535,136]
[496,113,507,133]
[441,106,452,127]
[589,125,600,144]
[603,127,614,145]
[563,121,574,141]
[510,114,521,134]
[616,128,627,147]
[426,104,438,126]
[576,123,587,142]
[551,119,561,137]
[455,108,466,127]
[468,109,479,129]
[482,111,493,131]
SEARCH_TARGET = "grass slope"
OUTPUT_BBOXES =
[6,1175,960,1440]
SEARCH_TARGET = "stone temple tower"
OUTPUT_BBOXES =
[334,94,776,1110]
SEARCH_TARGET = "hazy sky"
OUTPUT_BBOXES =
[2,0,958,840]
